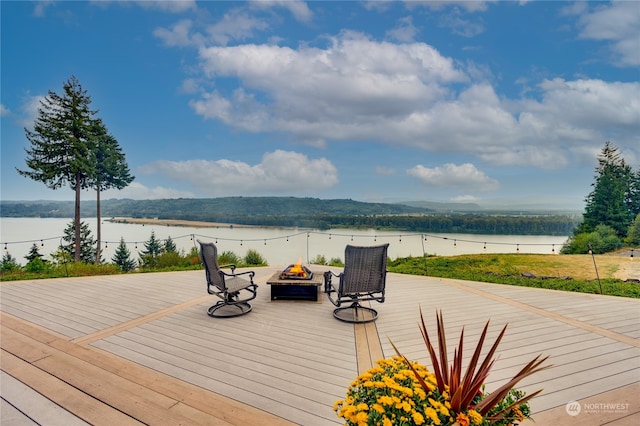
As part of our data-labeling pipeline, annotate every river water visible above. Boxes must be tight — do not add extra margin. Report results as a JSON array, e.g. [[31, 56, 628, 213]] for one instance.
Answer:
[[1, 217, 568, 266]]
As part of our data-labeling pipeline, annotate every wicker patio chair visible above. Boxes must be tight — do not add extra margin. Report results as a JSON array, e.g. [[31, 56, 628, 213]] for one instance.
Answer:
[[325, 243, 389, 323], [198, 240, 258, 318]]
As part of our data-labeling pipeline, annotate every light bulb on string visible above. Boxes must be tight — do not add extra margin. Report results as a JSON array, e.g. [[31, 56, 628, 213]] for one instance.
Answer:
[[483, 242, 487, 251], [40, 239, 44, 248], [516, 244, 520, 253], [551, 244, 555, 253], [424, 235, 428, 242], [3, 243, 7, 252], [631, 249, 634, 258], [240, 240, 243, 247], [399, 235, 402, 243], [135, 242, 138, 251], [454, 240, 457, 248], [264, 239, 267, 246], [350, 235, 354, 242], [104, 242, 108, 250], [328, 234, 332, 240], [374, 235, 377, 242]]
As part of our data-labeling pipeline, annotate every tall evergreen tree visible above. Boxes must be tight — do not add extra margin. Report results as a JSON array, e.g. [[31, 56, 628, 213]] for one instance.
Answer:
[[59, 221, 97, 263], [580, 142, 635, 237], [139, 231, 163, 269], [18, 76, 98, 261], [89, 119, 134, 263], [24, 243, 44, 262], [112, 237, 137, 272], [163, 236, 177, 253]]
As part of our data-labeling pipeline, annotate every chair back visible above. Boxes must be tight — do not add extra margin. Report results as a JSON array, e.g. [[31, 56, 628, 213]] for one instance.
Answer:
[[340, 244, 389, 294], [198, 240, 225, 290]]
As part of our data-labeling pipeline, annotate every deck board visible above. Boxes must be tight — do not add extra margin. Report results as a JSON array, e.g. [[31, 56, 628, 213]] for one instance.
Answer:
[[2, 267, 639, 425]]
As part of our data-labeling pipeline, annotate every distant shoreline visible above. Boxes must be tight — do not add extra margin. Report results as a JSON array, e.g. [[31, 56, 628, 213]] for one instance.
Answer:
[[107, 217, 279, 229]]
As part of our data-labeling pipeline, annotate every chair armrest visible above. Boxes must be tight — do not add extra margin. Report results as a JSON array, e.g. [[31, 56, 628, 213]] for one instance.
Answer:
[[219, 264, 236, 273], [323, 270, 342, 293], [220, 269, 255, 281]]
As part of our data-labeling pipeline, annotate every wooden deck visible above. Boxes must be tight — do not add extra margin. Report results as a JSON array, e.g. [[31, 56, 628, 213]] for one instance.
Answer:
[[1, 267, 639, 425]]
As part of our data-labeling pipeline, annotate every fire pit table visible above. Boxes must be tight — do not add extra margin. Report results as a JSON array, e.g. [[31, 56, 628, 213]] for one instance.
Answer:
[[266, 268, 325, 302]]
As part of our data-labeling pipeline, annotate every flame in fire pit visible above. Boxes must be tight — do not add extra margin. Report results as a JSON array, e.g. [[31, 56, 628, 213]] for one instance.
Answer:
[[280, 257, 313, 280]]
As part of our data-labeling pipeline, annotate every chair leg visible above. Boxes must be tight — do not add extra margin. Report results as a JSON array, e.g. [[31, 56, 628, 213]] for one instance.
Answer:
[[207, 301, 253, 318], [333, 302, 378, 323]]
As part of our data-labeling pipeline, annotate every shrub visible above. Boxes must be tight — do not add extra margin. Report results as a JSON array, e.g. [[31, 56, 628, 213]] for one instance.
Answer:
[[1, 252, 21, 273], [25, 257, 50, 274], [244, 249, 267, 266], [329, 257, 344, 267], [562, 224, 622, 254], [310, 254, 328, 265], [218, 250, 240, 266]]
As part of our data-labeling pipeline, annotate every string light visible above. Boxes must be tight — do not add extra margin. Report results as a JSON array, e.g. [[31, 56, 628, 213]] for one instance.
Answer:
[[3, 229, 568, 260]]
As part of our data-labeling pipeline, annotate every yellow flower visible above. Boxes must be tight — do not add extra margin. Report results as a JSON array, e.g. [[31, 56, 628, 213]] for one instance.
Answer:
[[425, 407, 441, 425], [372, 403, 384, 414], [468, 409, 483, 424], [412, 411, 426, 425], [378, 395, 394, 406], [355, 411, 368, 423], [382, 417, 393, 426]]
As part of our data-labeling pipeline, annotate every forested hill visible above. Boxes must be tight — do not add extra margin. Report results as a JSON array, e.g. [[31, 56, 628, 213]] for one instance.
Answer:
[[1, 197, 579, 235], [1, 197, 430, 218]]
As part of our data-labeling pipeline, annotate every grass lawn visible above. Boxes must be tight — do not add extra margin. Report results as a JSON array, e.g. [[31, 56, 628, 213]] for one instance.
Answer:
[[388, 253, 640, 298]]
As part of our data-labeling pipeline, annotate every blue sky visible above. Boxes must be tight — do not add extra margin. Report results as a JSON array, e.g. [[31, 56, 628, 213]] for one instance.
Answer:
[[1, 1, 639, 210]]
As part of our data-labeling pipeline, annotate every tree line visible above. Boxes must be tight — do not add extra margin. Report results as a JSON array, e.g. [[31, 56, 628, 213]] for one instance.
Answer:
[[562, 142, 640, 253]]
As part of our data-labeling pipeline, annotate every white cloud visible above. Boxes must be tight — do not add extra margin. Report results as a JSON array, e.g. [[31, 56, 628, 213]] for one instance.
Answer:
[[154, 19, 195, 47], [163, 14, 639, 172], [450, 195, 479, 203], [250, 0, 313, 23], [205, 9, 269, 46], [576, 1, 640, 66], [133, 1, 197, 13], [387, 16, 419, 42], [19, 94, 45, 128], [0, 104, 10, 116], [407, 163, 500, 192], [137, 150, 338, 196], [102, 182, 195, 200]]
